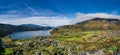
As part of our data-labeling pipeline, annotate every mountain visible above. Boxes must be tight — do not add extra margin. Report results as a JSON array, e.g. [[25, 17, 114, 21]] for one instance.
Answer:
[[0, 23, 49, 38], [54, 18, 120, 31], [51, 18, 120, 37], [75, 18, 120, 30], [19, 24, 53, 30]]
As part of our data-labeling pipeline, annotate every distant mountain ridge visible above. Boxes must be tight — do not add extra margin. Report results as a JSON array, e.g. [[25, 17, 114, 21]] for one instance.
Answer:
[[19, 24, 53, 30]]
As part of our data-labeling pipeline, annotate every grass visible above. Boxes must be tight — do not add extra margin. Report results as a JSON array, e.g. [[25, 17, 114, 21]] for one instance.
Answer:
[[45, 45, 54, 51], [5, 48, 12, 55], [54, 31, 101, 42], [66, 38, 84, 41]]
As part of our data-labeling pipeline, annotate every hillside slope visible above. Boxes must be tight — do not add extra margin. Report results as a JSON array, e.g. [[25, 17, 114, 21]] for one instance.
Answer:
[[51, 18, 120, 35]]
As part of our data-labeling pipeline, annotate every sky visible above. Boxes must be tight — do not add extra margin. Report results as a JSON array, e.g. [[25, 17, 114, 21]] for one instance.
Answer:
[[0, 0, 120, 26]]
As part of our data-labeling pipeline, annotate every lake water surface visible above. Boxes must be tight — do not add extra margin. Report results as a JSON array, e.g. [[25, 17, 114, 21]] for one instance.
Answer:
[[8, 30, 51, 39]]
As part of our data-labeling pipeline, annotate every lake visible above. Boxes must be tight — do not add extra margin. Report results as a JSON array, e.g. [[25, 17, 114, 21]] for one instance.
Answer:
[[8, 30, 51, 39]]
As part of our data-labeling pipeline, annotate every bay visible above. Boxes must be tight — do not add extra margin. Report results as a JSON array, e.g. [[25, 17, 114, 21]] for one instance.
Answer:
[[8, 30, 51, 39]]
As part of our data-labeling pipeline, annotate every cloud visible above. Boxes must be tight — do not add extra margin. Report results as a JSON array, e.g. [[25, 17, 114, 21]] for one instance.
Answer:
[[1, 16, 71, 26], [1, 12, 120, 26], [0, 14, 19, 20], [72, 12, 120, 24], [0, 8, 71, 26]]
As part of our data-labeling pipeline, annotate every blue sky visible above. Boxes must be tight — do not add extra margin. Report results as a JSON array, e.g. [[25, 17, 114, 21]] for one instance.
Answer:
[[0, 0, 120, 26]]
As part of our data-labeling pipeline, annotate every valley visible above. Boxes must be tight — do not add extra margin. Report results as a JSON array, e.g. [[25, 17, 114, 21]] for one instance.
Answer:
[[1, 18, 120, 55]]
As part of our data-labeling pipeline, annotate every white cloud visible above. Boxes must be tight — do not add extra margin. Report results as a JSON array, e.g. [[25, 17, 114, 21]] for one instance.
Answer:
[[0, 9, 71, 26], [0, 16, 71, 26], [72, 12, 120, 24], [1, 12, 120, 26]]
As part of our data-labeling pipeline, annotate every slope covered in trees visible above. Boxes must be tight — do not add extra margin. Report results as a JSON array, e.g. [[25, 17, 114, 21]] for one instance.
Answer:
[[19, 24, 53, 30]]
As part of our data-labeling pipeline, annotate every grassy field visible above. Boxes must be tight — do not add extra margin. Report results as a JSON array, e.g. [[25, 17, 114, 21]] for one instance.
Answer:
[[54, 31, 101, 42]]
